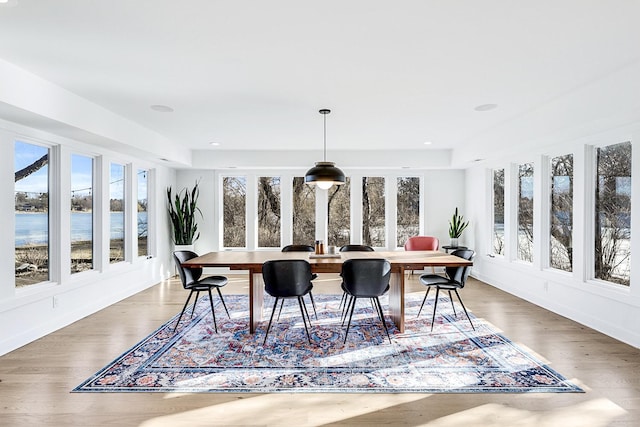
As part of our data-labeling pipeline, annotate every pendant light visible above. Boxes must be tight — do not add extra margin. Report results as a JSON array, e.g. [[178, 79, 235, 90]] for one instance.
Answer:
[[305, 109, 346, 189]]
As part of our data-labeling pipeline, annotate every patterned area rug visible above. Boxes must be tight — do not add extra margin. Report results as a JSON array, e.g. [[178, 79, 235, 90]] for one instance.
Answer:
[[73, 294, 582, 393]]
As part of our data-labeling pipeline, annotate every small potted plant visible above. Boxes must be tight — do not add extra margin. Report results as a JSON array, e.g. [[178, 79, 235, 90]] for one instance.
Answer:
[[167, 181, 201, 250], [448, 207, 469, 247]]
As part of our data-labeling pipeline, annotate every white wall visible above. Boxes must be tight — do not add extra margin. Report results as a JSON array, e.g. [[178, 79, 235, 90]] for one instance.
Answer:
[[465, 120, 640, 349]]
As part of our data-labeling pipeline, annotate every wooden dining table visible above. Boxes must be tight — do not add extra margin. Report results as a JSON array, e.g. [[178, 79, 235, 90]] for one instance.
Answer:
[[183, 250, 472, 334]]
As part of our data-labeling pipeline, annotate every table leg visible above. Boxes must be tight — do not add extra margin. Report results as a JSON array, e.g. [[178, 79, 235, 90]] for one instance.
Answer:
[[249, 271, 265, 334], [387, 270, 405, 333]]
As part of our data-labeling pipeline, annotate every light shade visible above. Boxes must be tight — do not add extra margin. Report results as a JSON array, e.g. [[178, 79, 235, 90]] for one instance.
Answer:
[[305, 161, 345, 189], [305, 108, 345, 189]]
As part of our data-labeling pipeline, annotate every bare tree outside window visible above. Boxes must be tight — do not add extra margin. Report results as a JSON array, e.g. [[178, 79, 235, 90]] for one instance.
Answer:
[[595, 142, 631, 286], [493, 169, 505, 255], [258, 177, 281, 247], [518, 163, 534, 262], [362, 177, 385, 247], [15, 141, 50, 287], [328, 177, 351, 247], [397, 177, 419, 247], [550, 155, 573, 271], [292, 177, 315, 245], [223, 176, 247, 247], [137, 169, 148, 257]]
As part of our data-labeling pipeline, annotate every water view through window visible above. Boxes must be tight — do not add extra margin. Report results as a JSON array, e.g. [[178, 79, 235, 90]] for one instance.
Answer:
[[71, 154, 94, 273], [110, 163, 125, 263], [15, 141, 50, 287]]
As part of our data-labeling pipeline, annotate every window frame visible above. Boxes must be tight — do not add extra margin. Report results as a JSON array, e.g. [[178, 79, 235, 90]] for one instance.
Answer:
[[216, 170, 424, 251], [14, 138, 56, 289], [588, 141, 632, 287]]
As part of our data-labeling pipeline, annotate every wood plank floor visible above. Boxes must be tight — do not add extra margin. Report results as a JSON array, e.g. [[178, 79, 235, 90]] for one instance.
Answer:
[[1, 273, 639, 426]]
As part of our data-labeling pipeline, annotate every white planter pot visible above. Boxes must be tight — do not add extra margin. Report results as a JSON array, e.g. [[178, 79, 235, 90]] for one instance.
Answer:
[[173, 244, 195, 254], [449, 238, 459, 248]]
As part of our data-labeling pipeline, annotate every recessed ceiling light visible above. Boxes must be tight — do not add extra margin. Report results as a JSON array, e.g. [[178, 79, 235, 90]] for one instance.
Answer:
[[150, 104, 174, 113], [474, 104, 498, 112], [423, 141, 432, 145], [210, 142, 221, 146]]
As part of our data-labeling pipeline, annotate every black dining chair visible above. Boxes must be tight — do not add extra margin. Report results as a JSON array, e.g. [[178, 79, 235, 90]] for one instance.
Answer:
[[341, 258, 392, 344], [337, 244, 375, 313], [282, 244, 315, 253], [339, 244, 375, 252], [261, 259, 315, 345], [417, 249, 476, 331], [173, 250, 230, 333], [281, 244, 318, 318]]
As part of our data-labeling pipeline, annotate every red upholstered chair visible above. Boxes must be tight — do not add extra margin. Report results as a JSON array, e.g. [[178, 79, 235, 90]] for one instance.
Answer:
[[404, 236, 440, 275], [404, 236, 439, 251]]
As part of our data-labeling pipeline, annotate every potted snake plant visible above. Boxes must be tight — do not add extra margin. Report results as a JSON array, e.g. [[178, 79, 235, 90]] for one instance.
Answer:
[[167, 181, 201, 251], [448, 207, 469, 247]]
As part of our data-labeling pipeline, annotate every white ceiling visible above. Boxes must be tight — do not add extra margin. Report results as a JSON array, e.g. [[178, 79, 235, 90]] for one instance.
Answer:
[[1, 0, 640, 164]]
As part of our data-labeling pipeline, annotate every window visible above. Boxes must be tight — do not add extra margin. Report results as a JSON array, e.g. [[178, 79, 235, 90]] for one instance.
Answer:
[[517, 163, 534, 262], [397, 177, 420, 247], [595, 142, 631, 286], [137, 169, 148, 257], [362, 177, 385, 247], [15, 141, 50, 287], [71, 154, 94, 273], [493, 169, 505, 255], [550, 155, 573, 271], [328, 178, 351, 247], [109, 163, 125, 263], [258, 176, 281, 247], [223, 176, 247, 247], [292, 177, 315, 245]]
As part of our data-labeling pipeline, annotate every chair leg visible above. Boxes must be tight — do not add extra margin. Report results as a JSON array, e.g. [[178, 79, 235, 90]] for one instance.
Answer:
[[417, 287, 430, 318], [299, 296, 312, 326], [454, 289, 475, 330], [215, 287, 230, 318], [344, 296, 358, 343], [207, 288, 218, 334], [277, 298, 285, 321], [263, 297, 280, 345], [338, 291, 346, 310], [297, 296, 312, 344], [191, 291, 200, 318], [371, 298, 384, 322], [374, 297, 391, 344], [340, 293, 351, 321], [342, 295, 354, 325], [431, 287, 441, 331], [308, 291, 318, 320], [173, 290, 195, 332], [448, 290, 457, 316]]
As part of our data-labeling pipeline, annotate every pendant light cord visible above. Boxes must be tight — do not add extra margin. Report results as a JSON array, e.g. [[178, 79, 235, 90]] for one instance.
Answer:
[[319, 108, 331, 162], [323, 112, 327, 162]]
